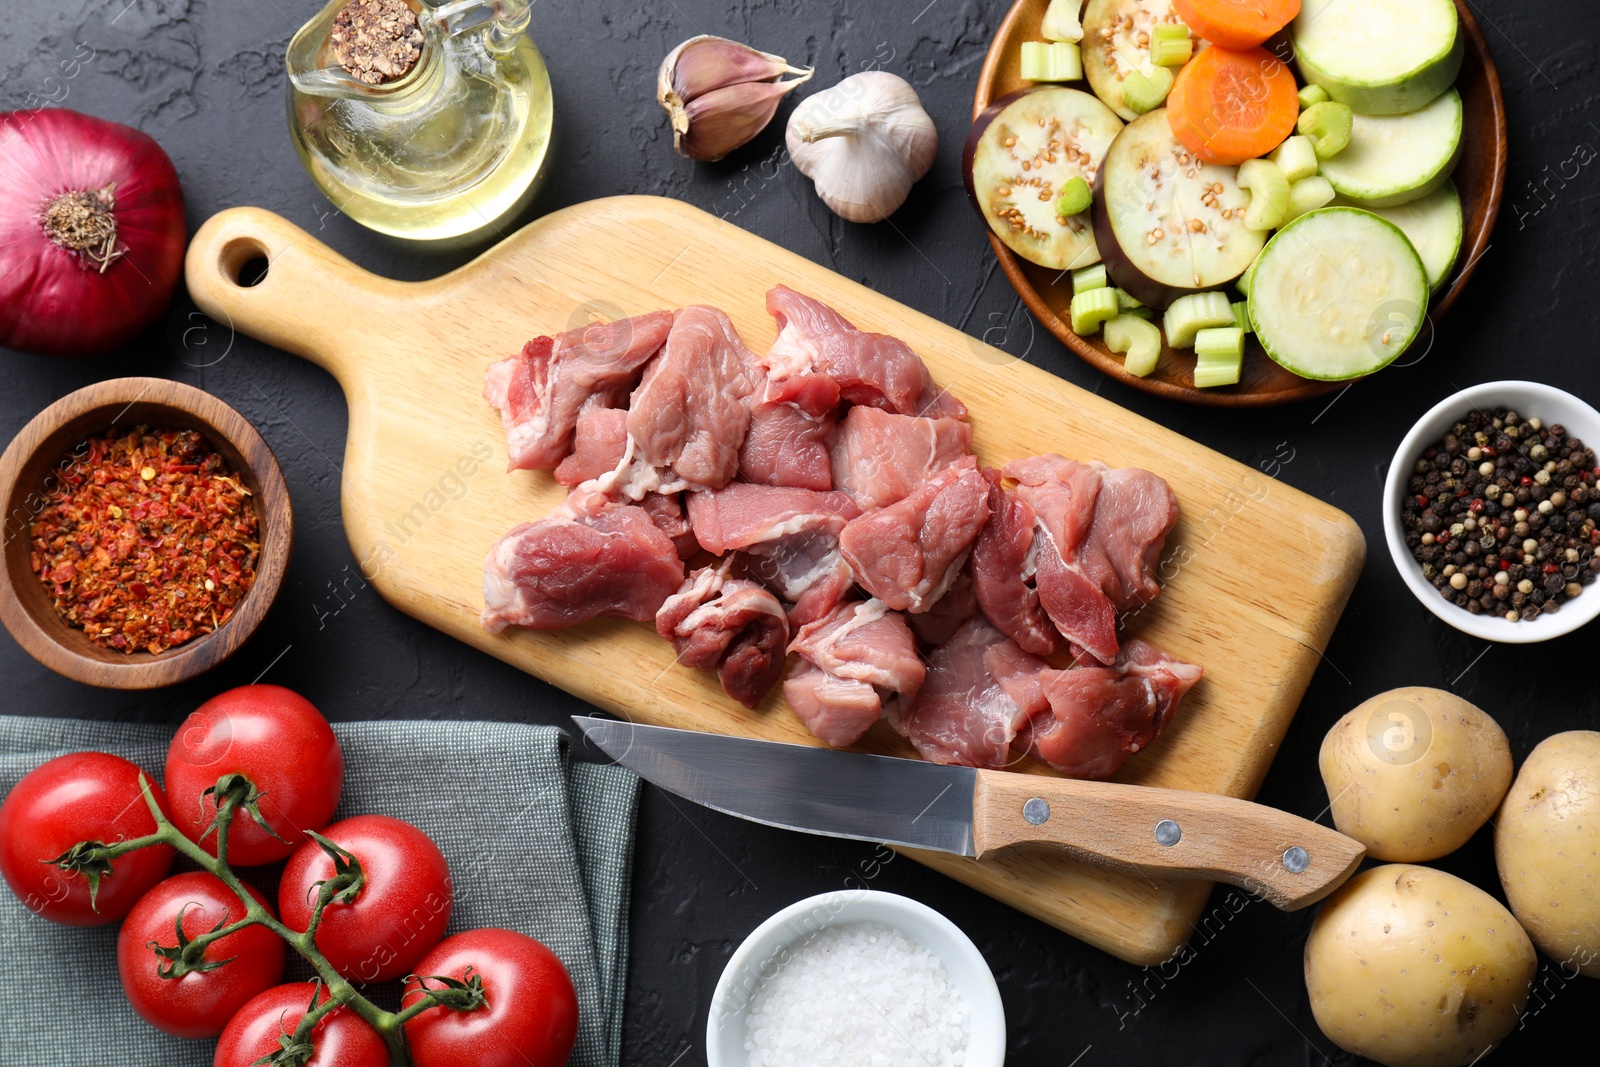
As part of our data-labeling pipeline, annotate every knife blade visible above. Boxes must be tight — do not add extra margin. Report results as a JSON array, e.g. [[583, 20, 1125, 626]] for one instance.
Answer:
[[573, 716, 1365, 911]]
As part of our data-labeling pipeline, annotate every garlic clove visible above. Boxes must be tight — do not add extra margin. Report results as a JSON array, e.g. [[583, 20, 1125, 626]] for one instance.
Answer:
[[678, 80, 807, 163], [657, 35, 813, 159]]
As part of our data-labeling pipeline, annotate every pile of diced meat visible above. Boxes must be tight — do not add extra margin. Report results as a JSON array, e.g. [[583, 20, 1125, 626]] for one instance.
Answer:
[[480, 287, 1202, 780]]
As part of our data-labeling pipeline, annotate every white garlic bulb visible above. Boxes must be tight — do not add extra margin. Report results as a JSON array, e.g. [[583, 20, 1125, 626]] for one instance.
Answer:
[[785, 71, 938, 223]]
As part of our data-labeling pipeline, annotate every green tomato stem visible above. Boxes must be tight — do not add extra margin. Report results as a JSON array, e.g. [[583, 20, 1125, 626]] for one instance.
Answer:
[[131, 774, 422, 1066]]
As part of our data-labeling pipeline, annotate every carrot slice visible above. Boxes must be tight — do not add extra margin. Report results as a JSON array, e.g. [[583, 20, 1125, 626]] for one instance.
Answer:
[[1172, 0, 1301, 49], [1166, 45, 1300, 166]]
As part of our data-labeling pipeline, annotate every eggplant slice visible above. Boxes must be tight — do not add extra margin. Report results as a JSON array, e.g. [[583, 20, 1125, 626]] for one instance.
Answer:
[[1090, 110, 1266, 309], [1083, 0, 1185, 121], [965, 87, 1124, 272]]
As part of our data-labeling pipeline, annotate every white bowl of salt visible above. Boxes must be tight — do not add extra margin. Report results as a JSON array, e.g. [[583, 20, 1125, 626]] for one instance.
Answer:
[[706, 889, 1005, 1067]]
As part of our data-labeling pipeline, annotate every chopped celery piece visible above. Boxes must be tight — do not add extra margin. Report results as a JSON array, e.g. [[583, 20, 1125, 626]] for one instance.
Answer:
[[1116, 288, 1144, 310], [1162, 291, 1234, 348], [1194, 352, 1243, 387], [1020, 40, 1083, 82], [1195, 326, 1245, 361], [1104, 314, 1162, 377], [1269, 135, 1319, 183], [1236, 255, 1259, 297], [1230, 300, 1251, 332], [1298, 84, 1331, 110], [1070, 287, 1121, 335], [1120, 67, 1174, 114], [1284, 175, 1336, 221], [1041, 0, 1084, 42], [1120, 305, 1155, 319], [1238, 158, 1291, 231], [1072, 263, 1107, 292], [1151, 37, 1192, 67], [1056, 176, 1093, 217], [1150, 25, 1192, 67], [1298, 101, 1354, 159], [1194, 327, 1245, 387]]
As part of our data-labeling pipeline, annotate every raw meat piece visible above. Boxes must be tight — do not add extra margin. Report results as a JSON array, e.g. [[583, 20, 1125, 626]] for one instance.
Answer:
[[1027, 640, 1203, 779], [627, 305, 758, 492], [481, 506, 684, 632], [554, 404, 629, 487], [656, 563, 789, 708], [969, 468, 1059, 656], [788, 600, 925, 697], [761, 286, 967, 419], [839, 457, 991, 614], [640, 493, 699, 560], [1003, 455, 1119, 664], [688, 483, 861, 627], [830, 406, 974, 509], [1075, 464, 1180, 613], [735, 535, 856, 628], [739, 396, 836, 490], [484, 311, 673, 471], [686, 483, 860, 554], [890, 617, 1049, 767], [783, 662, 883, 748], [908, 570, 978, 647]]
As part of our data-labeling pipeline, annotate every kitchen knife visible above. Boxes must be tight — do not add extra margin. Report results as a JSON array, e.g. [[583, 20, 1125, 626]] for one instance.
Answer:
[[573, 716, 1364, 911]]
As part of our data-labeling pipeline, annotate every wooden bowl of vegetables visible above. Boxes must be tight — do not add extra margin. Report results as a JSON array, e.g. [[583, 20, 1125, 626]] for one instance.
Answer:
[[966, 0, 1507, 406], [0, 378, 292, 688]]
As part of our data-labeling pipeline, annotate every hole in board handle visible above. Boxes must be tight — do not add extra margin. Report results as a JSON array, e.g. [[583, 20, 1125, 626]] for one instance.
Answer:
[[219, 237, 270, 288]]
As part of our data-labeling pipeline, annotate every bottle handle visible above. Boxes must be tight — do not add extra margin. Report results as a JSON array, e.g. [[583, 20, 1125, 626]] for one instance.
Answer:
[[429, 0, 530, 51]]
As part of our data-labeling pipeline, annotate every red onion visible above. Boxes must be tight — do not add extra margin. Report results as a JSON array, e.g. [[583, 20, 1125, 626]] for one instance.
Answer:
[[0, 108, 186, 358]]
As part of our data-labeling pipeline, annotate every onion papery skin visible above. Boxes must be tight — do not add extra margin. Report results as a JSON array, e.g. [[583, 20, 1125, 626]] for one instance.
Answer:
[[0, 109, 186, 358]]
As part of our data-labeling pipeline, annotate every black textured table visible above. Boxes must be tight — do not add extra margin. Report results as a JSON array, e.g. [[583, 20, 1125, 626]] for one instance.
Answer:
[[2, 2, 1597, 1064]]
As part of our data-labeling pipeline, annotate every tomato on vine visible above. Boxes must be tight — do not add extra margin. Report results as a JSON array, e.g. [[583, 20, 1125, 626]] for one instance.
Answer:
[[279, 814, 453, 983], [117, 871, 286, 1038], [213, 981, 389, 1067], [165, 685, 343, 866], [401, 928, 579, 1067], [0, 751, 174, 925]]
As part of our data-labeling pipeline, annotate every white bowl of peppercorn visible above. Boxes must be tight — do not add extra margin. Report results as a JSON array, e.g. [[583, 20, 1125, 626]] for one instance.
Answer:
[[1385, 380, 1600, 643]]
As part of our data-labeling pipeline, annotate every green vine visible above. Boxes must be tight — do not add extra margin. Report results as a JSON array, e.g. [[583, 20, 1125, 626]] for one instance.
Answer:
[[60, 774, 482, 1067]]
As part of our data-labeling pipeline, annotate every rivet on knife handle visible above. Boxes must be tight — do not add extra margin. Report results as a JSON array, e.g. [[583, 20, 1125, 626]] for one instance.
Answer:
[[969, 770, 1365, 911]]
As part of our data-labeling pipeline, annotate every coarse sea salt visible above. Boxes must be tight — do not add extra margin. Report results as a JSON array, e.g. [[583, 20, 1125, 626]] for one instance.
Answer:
[[744, 920, 970, 1067]]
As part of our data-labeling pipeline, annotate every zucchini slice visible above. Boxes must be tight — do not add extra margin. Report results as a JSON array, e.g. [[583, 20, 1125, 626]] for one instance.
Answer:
[[1354, 181, 1464, 292], [1082, 0, 1184, 121], [1293, 0, 1463, 116], [964, 87, 1125, 270], [1247, 207, 1429, 381], [1317, 89, 1462, 208], [1089, 109, 1265, 309]]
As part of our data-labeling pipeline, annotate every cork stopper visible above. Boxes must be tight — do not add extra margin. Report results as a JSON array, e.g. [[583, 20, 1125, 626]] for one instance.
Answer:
[[330, 0, 426, 85]]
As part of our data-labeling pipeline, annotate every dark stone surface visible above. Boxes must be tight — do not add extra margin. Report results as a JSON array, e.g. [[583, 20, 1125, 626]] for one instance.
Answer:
[[2, 1, 1597, 1063]]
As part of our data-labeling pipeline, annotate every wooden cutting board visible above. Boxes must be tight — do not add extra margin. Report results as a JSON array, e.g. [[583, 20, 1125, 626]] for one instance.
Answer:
[[185, 197, 1365, 966]]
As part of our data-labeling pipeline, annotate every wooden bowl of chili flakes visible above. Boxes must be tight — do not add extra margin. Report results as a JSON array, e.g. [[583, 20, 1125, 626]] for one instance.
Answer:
[[0, 378, 291, 689]]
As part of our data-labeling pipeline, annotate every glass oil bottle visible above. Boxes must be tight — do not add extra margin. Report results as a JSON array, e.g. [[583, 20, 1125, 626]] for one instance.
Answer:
[[286, 0, 553, 241]]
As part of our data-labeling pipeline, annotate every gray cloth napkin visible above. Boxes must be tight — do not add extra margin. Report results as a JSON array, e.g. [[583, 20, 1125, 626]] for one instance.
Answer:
[[0, 716, 638, 1067]]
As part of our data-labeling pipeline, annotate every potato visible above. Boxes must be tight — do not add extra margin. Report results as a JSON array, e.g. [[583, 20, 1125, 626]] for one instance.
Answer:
[[1319, 687, 1512, 861], [1305, 864, 1536, 1067], [1494, 730, 1600, 978]]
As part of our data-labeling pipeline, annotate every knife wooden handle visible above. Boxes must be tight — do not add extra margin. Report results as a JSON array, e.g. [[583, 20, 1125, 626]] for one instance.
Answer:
[[971, 770, 1364, 911]]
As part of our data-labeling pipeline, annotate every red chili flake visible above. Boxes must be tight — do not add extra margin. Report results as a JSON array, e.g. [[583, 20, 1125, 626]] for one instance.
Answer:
[[27, 427, 259, 656], [1499, 559, 1510, 570], [1416, 495, 1429, 507], [1468, 499, 1484, 512], [1545, 564, 1560, 573]]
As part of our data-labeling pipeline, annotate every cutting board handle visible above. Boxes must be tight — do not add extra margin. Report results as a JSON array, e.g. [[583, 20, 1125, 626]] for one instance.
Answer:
[[185, 208, 410, 384]]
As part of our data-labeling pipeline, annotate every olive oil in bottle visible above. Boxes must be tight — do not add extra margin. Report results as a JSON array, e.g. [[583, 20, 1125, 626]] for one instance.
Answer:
[[286, 0, 553, 241]]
